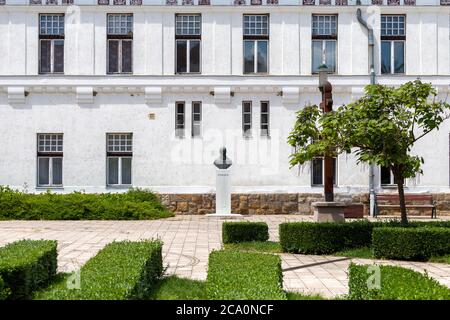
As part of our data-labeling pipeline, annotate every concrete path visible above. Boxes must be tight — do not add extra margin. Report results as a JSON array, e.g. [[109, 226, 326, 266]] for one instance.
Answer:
[[0, 215, 449, 299]]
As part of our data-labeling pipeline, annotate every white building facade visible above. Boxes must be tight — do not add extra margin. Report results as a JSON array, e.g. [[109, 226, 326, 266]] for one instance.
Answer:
[[1, 0, 450, 214]]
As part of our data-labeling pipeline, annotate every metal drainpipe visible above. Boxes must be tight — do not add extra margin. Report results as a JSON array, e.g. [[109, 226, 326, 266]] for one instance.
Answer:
[[356, 7, 377, 217]]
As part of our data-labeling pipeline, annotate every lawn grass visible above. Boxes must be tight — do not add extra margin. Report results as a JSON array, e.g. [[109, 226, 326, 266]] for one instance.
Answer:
[[223, 241, 282, 253], [147, 276, 208, 300], [429, 254, 450, 264], [285, 291, 326, 300], [334, 247, 374, 259]]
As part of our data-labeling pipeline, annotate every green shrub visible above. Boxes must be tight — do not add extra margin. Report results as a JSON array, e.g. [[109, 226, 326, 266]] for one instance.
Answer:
[[0, 186, 173, 220], [0, 276, 10, 300], [348, 263, 450, 300], [222, 222, 269, 244], [373, 227, 450, 261], [206, 250, 286, 300], [0, 240, 57, 299], [279, 221, 374, 254], [35, 240, 163, 300]]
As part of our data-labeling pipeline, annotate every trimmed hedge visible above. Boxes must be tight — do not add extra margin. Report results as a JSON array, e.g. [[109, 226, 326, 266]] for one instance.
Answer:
[[0, 276, 10, 300], [35, 240, 163, 300], [279, 221, 375, 254], [0, 239, 57, 299], [206, 250, 286, 300], [0, 186, 173, 220], [222, 222, 269, 244], [348, 263, 450, 300], [373, 227, 450, 261]]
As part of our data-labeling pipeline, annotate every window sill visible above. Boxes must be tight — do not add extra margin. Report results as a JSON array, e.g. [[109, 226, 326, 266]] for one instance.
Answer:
[[380, 184, 400, 189], [106, 185, 132, 189], [36, 186, 64, 190]]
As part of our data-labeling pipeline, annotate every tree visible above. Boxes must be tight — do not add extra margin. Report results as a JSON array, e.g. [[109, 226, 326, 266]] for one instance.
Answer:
[[288, 80, 450, 224]]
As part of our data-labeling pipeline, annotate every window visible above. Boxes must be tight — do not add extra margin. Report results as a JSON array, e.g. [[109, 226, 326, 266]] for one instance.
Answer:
[[39, 14, 65, 74], [260, 101, 269, 136], [191, 102, 202, 137], [175, 102, 185, 138], [311, 157, 337, 186], [175, 14, 201, 73], [37, 134, 63, 187], [381, 15, 405, 74], [380, 166, 395, 186], [106, 133, 132, 186], [242, 101, 252, 137], [243, 15, 269, 74], [107, 14, 133, 74], [311, 15, 337, 74]]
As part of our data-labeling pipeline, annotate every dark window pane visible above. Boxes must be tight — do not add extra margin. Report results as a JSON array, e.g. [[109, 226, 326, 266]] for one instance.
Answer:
[[38, 157, 49, 186], [121, 40, 132, 73], [381, 41, 391, 74], [312, 158, 323, 185], [108, 40, 119, 73], [243, 41, 255, 74], [52, 157, 63, 185], [176, 40, 187, 73], [261, 113, 268, 125], [381, 166, 392, 185], [312, 41, 323, 73], [40, 40, 51, 73], [108, 157, 119, 185], [53, 40, 64, 73], [257, 41, 268, 73], [189, 40, 200, 73], [121, 158, 132, 185], [325, 41, 336, 73], [394, 41, 404, 74]]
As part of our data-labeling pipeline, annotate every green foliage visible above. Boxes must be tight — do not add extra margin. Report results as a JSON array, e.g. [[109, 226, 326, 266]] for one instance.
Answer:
[[35, 240, 163, 300], [288, 80, 450, 222], [348, 263, 450, 300], [372, 227, 450, 261], [147, 276, 208, 300], [429, 254, 450, 264], [206, 250, 286, 300], [0, 240, 57, 299], [0, 276, 11, 300], [222, 222, 269, 244], [334, 247, 374, 259], [0, 186, 173, 220], [224, 241, 282, 253], [279, 221, 375, 254]]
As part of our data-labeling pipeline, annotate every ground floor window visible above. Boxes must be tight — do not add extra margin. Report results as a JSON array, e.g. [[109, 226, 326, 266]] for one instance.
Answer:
[[37, 133, 63, 187], [311, 157, 337, 186], [380, 166, 395, 186], [106, 133, 133, 186]]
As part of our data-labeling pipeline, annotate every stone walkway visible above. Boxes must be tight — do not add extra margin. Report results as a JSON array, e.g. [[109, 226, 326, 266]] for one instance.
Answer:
[[0, 215, 449, 299]]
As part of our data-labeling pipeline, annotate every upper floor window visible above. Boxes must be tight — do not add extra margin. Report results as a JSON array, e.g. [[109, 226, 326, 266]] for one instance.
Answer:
[[106, 133, 133, 186], [381, 15, 405, 74], [37, 133, 63, 187], [312, 14, 337, 74], [175, 14, 201, 74], [107, 14, 133, 74], [39, 14, 64, 74], [243, 15, 269, 74]]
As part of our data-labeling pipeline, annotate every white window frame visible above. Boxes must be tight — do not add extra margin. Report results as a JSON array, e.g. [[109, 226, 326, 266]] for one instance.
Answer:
[[380, 166, 396, 187], [175, 39, 202, 74], [37, 156, 63, 187], [260, 101, 270, 137], [381, 40, 405, 75], [175, 101, 185, 138], [107, 39, 133, 74], [312, 39, 337, 74], [242, 101, 252, 138], [106, 156, 132, 186], [243, 39, 269, 74], [191, 101, 202, 138], [311, 157, 338, 187]]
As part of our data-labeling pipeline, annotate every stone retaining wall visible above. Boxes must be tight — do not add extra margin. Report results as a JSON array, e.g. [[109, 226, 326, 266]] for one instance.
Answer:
[[156, 193, 450, 216]]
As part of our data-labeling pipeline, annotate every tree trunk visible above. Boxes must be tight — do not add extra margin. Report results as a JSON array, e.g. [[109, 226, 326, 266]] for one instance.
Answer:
[[393, 167, 408, 225]]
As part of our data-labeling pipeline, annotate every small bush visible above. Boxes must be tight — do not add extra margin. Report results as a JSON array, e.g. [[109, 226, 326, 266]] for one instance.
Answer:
[[0, 240, 57, 299], [0, 276, 10, 300], [279, 221, 374, 254], [348, 263, 450, 300], [35, 240, 163, 300], [222, 222, 269, 244], [372, 227, 450, 261], [206, 250, 286, 300], [0, 186, 173, 220]]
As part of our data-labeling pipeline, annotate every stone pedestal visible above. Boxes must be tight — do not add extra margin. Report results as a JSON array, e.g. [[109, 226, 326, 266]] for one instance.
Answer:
[[207, 168, 242, 218], [312, 202, 346, 222]]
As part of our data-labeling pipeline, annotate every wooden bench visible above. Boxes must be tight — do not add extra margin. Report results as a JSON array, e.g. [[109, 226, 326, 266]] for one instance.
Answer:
[[376, 194, 437, 218]]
